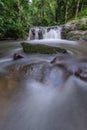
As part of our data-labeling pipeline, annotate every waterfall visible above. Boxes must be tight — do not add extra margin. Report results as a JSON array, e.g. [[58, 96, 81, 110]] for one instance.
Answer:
[[28, 26, 62, 40], [43, 26, 62, 39]]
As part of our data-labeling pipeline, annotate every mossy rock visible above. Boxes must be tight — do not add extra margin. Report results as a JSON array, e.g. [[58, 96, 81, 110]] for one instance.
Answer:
[[21, 42, 67, 54], [62, 18, 87, 40], [77, 18, 87, 30], [77, 23, 87, 30], [66, 30, 87, 41]]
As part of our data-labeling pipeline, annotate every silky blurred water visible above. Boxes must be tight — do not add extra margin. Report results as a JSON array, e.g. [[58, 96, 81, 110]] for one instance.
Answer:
[[0, 40, 87, 130]]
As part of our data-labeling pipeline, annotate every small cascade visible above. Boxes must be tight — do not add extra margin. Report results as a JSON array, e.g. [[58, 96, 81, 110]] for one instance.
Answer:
[[28, 26, 62, 40], [43, 26, 62, 39]]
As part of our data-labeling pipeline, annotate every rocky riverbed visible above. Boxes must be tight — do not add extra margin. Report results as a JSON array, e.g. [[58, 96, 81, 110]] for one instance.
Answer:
[[0, 40, 87, 130]]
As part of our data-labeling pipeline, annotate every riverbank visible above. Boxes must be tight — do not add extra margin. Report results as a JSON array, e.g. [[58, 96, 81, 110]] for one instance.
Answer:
[[62, 17, 87, 41]]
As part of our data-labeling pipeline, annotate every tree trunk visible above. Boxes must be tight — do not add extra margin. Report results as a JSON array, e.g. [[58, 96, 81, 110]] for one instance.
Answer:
[[80, 0, 84, 11], [75, 0, 80, 18], [55, 6, 58, 22], [17, 0, 21, 21], [65, 2, 68, 23], [55, 0, 60, 22]]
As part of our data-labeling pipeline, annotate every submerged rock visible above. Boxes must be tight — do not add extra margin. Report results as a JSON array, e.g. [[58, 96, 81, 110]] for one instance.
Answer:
[[6, 61, 71, 86], [51, 54, 70, 64], [51, 55, 87, 82], [6, 54, 87, 83], [13, 53, 24, 60]]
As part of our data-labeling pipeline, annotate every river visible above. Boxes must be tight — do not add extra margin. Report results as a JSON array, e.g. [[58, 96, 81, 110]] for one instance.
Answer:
[[0, 40, 87, 130]]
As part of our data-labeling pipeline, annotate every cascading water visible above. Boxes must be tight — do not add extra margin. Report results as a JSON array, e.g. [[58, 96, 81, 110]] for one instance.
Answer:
[[28, 26, 62, 40], [43, 26, 62, 39], [35, 27, 39, 39]]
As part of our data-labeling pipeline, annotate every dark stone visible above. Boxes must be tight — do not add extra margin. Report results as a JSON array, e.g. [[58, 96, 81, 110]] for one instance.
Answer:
[[13, 53, 24, 60], [38, 30, 43, 39], [0, 52, 3, 58], [75, 67, 87, 81]]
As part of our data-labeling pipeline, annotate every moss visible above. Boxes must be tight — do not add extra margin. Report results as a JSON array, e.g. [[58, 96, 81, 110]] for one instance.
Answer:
[[21, 42, 67, 54], [67, 35, 80, 41], [67, 32, 82, 40], [78, 23, 87, 30]]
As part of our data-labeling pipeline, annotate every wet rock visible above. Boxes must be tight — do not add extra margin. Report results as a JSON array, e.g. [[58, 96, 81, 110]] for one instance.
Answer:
[[38, 30, 43, 39], [21, 42, 67, 54], [6, 62, 52, 83], [75, 67, 87, 81], [62, 18, 87, 41], [51, 55, 70, 64], [51, 56, 65, 64], [66, 30, 87, 41], [13, 53, 24, 60], [50, 55, 73, 81], [77, 18, 87, 30]]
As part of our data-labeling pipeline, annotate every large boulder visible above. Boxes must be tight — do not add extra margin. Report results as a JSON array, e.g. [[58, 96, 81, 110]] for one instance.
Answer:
[[21, 42, 67, 54], [62, 17, 87, 41], [66, 30, 87, 41]]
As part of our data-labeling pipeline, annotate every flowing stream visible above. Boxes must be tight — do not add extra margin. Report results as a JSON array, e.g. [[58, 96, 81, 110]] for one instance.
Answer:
[[0, 28, 87, 130]]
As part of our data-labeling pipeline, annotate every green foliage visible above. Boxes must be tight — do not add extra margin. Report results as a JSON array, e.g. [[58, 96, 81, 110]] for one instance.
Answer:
[[78, 7, 87, 19], [78, 23, 87, 30], [4, 21, 26, 38], [0, 0, 87, 39], [0, 0, 30, 39]]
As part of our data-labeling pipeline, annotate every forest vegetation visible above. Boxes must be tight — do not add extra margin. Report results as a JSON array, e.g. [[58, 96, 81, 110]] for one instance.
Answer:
[[0, 0, 87, 39]]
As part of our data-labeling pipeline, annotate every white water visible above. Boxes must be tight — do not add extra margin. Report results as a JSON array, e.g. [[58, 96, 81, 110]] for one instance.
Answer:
[[28, 26, 62, 40], [43, 26, 62, 39], [35, 27, 39, 39]]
